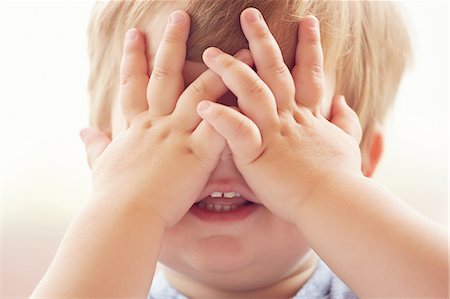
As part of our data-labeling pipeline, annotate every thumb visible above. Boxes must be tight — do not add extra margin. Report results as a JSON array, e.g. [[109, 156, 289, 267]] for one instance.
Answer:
[[330, 95, 363, 144], [79, 127, 111, 170]]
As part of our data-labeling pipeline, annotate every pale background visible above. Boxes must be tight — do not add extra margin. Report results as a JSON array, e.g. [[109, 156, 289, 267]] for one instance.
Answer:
[[0, 1, 448, 297]]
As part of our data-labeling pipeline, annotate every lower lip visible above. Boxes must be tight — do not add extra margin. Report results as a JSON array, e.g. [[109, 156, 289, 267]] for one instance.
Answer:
[[189, 203, 259, 223]]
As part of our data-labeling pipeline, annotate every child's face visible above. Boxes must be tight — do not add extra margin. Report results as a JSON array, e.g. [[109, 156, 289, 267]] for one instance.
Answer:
[[111, 9, 336, 292]]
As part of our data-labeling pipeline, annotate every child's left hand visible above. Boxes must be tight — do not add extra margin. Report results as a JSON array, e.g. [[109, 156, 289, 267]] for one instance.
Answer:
[[197, 8, 364, 224]]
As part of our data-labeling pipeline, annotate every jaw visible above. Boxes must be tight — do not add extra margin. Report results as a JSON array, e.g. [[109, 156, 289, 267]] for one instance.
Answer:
[[158, 247, 318, 299], [158, 208, 314, 294]]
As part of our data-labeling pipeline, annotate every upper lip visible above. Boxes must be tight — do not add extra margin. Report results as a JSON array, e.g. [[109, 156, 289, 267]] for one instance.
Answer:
[[195, 180, 259, 204]]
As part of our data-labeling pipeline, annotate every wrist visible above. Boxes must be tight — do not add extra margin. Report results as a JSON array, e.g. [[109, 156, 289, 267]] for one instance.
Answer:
[[87, 192, 169, 231], [294, 170, 366, 225]]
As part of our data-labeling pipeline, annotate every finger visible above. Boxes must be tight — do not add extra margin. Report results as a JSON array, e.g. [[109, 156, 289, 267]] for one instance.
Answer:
[[119, 28, 149, 126], [202, 47, 279, 132], [79, 127, 111, 170], [292, 16, 325, 112], [197, 101, 263, 165], [173, 49, 254, 131], [146, 10, 190, 117], [240, 8, 295, 110], [330, 95, 362, 144], [190, 120, 227, 166]]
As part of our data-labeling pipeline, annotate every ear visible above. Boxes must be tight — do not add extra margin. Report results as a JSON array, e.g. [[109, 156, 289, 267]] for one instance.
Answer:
[[361, 122, 384, 177]]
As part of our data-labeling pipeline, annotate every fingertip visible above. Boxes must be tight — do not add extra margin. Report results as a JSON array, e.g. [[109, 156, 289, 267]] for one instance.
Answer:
[[302, 15, 319, 28], [123, 28, 143, 51], [203, 47, 222, 63], [300, 15, 321, 43], [79, 127, 94, 145], [197, 101, 211, 114], [169, 10, 187, 25], [79, 128, 88, 142], [125, 28, 138, 43], [241, 7, 263, 23]]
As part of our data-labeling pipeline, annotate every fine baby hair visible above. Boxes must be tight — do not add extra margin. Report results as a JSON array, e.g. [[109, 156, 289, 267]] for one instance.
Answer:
[[87, 0, 410, 148]]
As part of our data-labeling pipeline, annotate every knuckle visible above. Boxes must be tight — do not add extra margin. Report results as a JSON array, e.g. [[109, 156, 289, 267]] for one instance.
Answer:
[[120, 73, 133, 86], [151, 66, 171, 81], [306, 28, 321, 46], [190, 78, 211, 96], [209, 104, 224, 120], [310, 63, 324, 81], [162, 30, 180, 45], [268, 60, 288, 76], [254, 27, 272, 41], [247, 78, 266, 96], [231, 118, 249, 140], [220, 55, 238, 70], [120, 72, 148, 87]]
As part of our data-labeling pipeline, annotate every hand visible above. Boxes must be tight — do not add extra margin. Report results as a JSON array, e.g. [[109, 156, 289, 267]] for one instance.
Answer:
[[79, 11, 253, 228], [196, 8, 363, 223]]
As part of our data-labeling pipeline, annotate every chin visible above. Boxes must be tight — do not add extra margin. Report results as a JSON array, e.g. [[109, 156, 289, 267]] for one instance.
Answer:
[[160, 232, 255, 274], [158, 212, 313, 292]]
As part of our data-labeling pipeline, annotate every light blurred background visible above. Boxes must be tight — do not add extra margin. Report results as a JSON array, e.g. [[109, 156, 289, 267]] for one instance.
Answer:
[[0, 1, 448, 297]]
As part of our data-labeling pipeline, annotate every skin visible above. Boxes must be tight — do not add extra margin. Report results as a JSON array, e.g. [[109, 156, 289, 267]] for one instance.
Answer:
[[31, 7, 448, 299], [136, 8, 332, 298]]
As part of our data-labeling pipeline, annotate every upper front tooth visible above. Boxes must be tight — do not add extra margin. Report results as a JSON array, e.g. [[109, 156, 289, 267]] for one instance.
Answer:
[[224, 192, 241, 198], [210, 192, 222, 198]]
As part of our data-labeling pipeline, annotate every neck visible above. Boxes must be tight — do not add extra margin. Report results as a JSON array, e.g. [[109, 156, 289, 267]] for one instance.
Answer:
[[162, 251, 318, 299]]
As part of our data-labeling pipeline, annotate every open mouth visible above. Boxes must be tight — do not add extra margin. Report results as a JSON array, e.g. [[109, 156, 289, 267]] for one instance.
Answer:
[[190, 191, 259, 222], [194, 191, 255, 213]]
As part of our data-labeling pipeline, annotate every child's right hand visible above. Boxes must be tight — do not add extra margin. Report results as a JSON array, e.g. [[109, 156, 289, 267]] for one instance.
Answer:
[[79, 11, 252, 228]]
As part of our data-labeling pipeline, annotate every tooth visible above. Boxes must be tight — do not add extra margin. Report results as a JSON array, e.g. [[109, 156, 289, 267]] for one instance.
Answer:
[[230, 205, 238, 210], [210, 192, 222, 198], [221, 205, 231, 212], [213, 204, 222, 212], [206, 203, 214, 210], [224, 192, 239, 198]]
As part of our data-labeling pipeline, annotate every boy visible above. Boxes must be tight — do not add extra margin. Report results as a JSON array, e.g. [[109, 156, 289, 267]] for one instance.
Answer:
[[31, 1, 447, 298]]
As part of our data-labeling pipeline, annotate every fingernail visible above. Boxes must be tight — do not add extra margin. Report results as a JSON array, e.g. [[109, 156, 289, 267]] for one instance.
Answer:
[[307, 15, 319, 29], [170, 11, 184, 24], [206, 48, 221, 59], [245, 8, 262, 22], [125, 28, 137, 42], [198, 101, 210, 112]]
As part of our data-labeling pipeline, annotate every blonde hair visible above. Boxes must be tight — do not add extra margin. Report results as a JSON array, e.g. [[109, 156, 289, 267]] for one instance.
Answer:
[[87, 0, 411, 146]]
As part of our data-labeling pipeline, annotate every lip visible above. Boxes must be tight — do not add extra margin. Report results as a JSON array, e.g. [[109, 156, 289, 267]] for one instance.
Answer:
[[189, 202, 260, 223], [195, 180, 259, 204]]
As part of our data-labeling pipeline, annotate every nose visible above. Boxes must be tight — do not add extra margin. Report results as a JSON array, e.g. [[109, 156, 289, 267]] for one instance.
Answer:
[[208, 145, 246, 183], [220, 144, 233, 161]]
